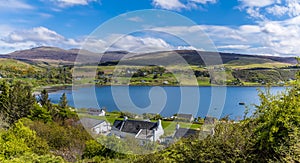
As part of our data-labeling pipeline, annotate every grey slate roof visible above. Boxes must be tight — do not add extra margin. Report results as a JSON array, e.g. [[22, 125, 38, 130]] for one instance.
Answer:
[[80, 118, 105, 129], [135, 129, 154, 139], [174, 128, 199, 139], [113, 119, 158, 134], [112, 120, 123, 130]]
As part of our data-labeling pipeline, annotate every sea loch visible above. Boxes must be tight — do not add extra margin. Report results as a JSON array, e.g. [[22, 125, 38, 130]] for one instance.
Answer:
[[49, 86, 286, 120]]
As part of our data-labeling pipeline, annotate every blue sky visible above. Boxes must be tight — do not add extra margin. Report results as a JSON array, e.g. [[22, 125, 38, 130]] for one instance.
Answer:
[[1, 0, 300, 56]]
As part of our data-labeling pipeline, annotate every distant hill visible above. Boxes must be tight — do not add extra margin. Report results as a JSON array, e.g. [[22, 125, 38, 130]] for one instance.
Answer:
[[4, 46, 84, 65], [0, 46, 130, 66], [111, 50, 297, 67], [0, 46, 297, 66]]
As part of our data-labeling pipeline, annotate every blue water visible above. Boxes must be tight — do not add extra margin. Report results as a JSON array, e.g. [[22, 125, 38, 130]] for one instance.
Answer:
[[49, 86, 287, 120]]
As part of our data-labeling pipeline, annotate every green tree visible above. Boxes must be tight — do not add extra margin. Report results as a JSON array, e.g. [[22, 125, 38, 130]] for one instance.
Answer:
[[0, 81, 36, 125], [38, 89, 52, 110], [53, 93, 76, 123], [59, 93, 68, 109], [28, 104, 52, 123], [0, 81, 10, 123]]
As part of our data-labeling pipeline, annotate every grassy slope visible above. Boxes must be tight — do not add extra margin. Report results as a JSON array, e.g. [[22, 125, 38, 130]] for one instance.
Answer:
[[0, 58, 43, 71], [224, 58, 291, 69]]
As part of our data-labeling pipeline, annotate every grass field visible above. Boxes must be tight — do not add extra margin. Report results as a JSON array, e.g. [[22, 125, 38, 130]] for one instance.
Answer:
[[78, 112, 123, 124], [160, 121, 202, 136]]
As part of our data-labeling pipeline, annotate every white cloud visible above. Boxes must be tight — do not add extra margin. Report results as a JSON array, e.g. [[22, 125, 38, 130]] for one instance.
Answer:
[[0, 27, 183, 54], [190, 0, 217, 4], [151, 23, 300, 56], [152, 0, 186, 10], [0, 0, 34, 10], [285, 0, 300, 17], [127, 16, 143, 22], [0, 25, 15, 37], [238, 0, 275, 8], [4, 27, 65, 43], [0, 26, 82, 53], [39, 13, 53, 18], [266, 5, 289, 16], [152, 0, 217, 10], [238, 25, 261, 33], [234, 0, 300, 56], [2, 20, 300, 57], [177, 46, 198, 50], [50, 0, 97, 7], [109, 35, 173, 52], [238, 0, 300, 19], [217, 45, 251, 50]]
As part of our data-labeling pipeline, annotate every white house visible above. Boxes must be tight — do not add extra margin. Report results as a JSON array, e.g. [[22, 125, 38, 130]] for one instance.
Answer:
[[111, 118, 164, 142], [88, 108, 106, 116], [176, 114, 194, 122], [80, 118, 111, 135]]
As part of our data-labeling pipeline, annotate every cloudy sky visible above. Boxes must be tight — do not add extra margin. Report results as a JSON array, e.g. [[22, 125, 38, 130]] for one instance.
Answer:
[[0, 0, 300, 56]]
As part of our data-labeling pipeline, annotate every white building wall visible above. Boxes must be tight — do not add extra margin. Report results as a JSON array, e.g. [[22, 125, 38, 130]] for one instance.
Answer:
[[154, 119, 164, 141], [92, 122, 111, 134]]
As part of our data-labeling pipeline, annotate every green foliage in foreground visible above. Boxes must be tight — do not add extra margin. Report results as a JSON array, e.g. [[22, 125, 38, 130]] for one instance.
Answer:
[[0, 120, 64, 162], [0, 82, 86, 162], [249, 73, 300, 161]]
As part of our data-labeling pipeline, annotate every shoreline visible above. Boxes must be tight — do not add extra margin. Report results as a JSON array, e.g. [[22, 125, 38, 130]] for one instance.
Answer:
[[34, 83, 290, 94], [33, 84, 72, 95]]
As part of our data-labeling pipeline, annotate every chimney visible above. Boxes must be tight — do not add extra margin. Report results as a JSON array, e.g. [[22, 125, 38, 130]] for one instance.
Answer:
[[176, 123, 180, 130], [158, 119, 162, 127]]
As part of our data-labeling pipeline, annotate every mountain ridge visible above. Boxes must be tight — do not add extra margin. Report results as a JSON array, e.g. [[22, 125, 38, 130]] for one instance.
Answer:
[[0, 46, 297, 66]]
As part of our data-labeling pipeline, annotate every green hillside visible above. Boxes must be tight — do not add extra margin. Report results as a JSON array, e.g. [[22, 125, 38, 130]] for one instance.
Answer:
[[0, 58, 43, 78]]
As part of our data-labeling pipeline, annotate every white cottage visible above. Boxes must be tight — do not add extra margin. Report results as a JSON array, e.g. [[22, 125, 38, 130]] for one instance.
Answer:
[[88, 108, 106, 116], [176, 113, 194, 122], [80, 118, 111, 135]]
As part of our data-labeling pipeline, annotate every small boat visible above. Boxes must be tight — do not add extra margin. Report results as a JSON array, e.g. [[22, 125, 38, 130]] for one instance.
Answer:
[[239, 102, 245, 105]]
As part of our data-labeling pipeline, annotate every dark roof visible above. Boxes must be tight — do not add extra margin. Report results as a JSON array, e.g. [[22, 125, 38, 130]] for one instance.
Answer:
[[112, 120, 123, 130], [113, 120, 158, 134], [174, 128, 199, 139], [135, 129, 154, 139], [80, 118, 105, 129], [177, 114, 193, 119]]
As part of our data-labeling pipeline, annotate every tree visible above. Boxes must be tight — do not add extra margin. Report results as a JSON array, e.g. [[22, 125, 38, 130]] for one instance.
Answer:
[[28, 104, 52, 123], [52, 93, 76, 123], [38, 89, 52, 110], [0, 81, 10, 123], [0, 81, 36, 125], [59, 93, 68, 109]]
